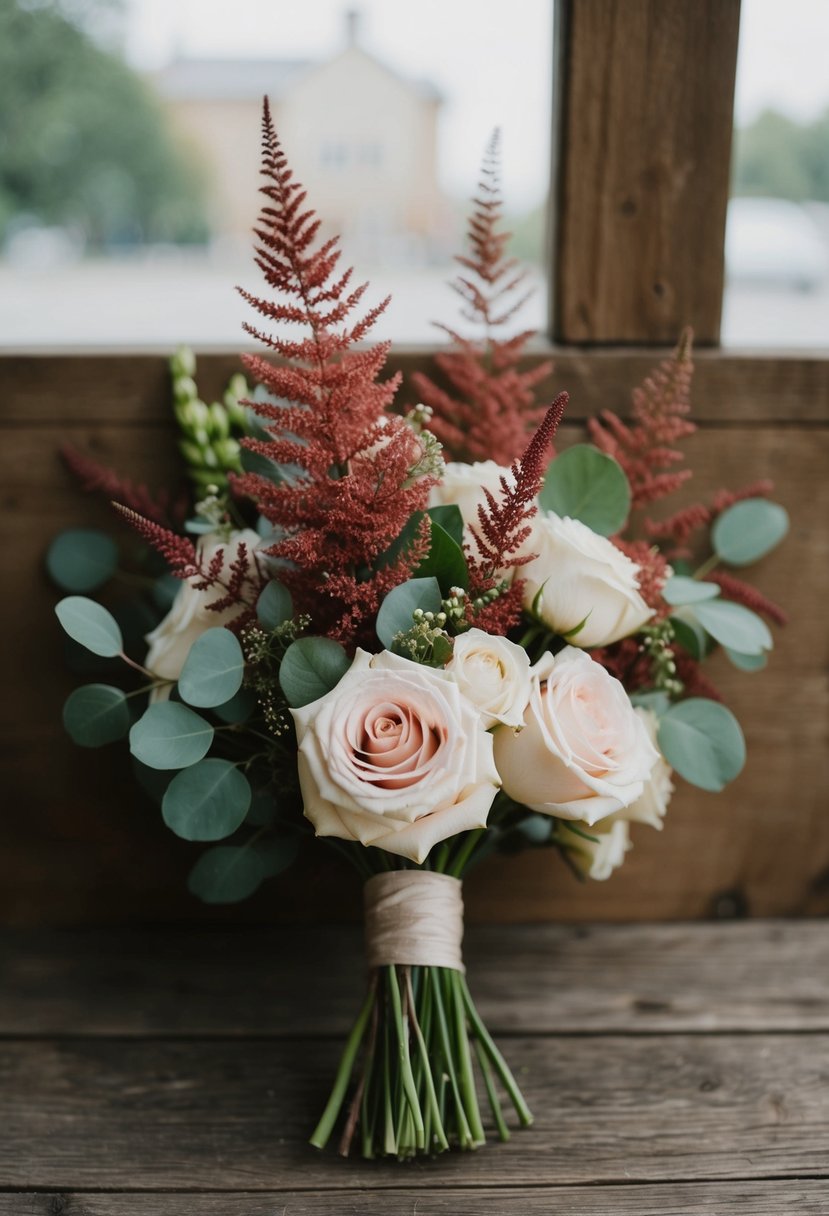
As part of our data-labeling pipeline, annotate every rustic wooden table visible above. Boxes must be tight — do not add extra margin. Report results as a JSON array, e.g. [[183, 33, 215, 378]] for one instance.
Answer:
[[1, 922, 827, 1214]]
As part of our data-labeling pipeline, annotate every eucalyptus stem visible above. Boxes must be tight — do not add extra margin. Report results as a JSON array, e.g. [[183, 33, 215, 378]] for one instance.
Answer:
[[309, 977, 375, 1150], [429, 967, 474, 1148], [447, 970, 485, 1146], [404, 968, 449, 1152], [387, 965, 425, 1149], [474, 1037, 510, 1142], [460, 973, 533, 1127]]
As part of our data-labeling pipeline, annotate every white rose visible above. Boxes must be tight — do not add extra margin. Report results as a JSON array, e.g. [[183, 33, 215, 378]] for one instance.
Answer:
[[558, 819, 631, 881], [521, 512, 652, 647], [445, 628, 531, 729], [493, 647, 658, 824], [292, 649, 500, 864], [615, 708, 674, 830], [145, 528, 261, 692]]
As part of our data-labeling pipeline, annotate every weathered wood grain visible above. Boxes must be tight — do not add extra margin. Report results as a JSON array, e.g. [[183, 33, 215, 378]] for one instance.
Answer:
[[553, 0, 741, 342], [2, 923, 828, 1037], [3, 1182, 829, 1215], [0, 1034, 826, 1188], [3, 348, 829, 424]]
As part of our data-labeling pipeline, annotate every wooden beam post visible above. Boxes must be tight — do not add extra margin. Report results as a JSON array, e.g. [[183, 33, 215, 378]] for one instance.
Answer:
[[552, 0, 741, 345]]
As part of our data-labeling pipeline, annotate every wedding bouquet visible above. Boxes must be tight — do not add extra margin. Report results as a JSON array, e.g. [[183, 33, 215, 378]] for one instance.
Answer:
[[50, 105, 788, 1159]]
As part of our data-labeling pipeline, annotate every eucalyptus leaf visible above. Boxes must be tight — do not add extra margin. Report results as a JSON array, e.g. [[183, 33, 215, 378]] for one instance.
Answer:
[[257, 579, 293, 629], [725, 647, 768, 672], [55, 596, 123, 658], [129, 702, 214, 770], [162, 759, 251, 841], [63, 684, 130, 747], [694, 599, 773, 656], [539, 444, 631, 536], [152, 574, 181, 613], [279, 636, 350, 708], [630, 690, 671, 716], [712, 498, 789, 566], [669, 611, 708, 661], [376, 576, 442, 649], [187, 836, 298, 904], [246, 788, 278, 827], [46, 529, 118, 593], [426, 504, 464, 547], [213, 687, 257, 724], [658, 698, 746, 792], [413, 519, 469, 592], [178, 628, 245, 708], [663, 576, 721, 606]]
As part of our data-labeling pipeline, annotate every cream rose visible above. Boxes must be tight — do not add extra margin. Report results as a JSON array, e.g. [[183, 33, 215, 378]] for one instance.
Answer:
[[520, 512, 652, 647], [445, 629, 531, 729], [614, 708, 674, 830], [558, 818, 631, 881], [493, 647, 658, 824], [292, 649, 500, 863], [145, 528, 261, 692]]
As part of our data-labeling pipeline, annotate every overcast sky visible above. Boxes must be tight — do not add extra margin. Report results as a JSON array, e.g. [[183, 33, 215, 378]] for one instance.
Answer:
[[123, 0, 829, 211]]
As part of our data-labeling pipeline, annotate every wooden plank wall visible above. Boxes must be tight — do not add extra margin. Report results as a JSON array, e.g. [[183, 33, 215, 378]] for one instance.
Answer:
[[0, 348, 826, 926]]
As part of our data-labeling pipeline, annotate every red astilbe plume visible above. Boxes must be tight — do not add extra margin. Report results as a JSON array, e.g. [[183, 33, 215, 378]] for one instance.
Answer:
[[589, 328, 695, 512], [230, 100, 438, 646], [706, 572, 788, 627], [645, 479, 776, 557], [410, 130, 553, 465], [113, 504, 199, 576], [466, 394, 567, 634], [613, 539, 671, 613], [61, 443, 183, 528]]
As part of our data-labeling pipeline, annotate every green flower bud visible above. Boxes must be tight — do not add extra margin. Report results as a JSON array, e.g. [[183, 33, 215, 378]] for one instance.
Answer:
[[170, 346, 197, 379], [173, 375, 199, 404], [208, 401, 231, 439]]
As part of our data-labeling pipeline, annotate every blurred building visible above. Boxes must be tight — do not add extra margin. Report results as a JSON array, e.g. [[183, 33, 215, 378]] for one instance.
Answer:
[[153, 11, 447, 264]]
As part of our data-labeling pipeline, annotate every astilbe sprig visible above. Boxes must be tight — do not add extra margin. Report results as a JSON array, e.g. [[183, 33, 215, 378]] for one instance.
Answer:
[[230, 99, 438, 646], [466, 393, 567, 634], [410, 130, 553, 465], [61, 443, 183, 528]]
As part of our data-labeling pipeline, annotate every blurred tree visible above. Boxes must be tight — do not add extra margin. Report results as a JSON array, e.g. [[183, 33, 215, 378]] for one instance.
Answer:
[[0, 0, 209, 249], [733, 107, 829, 203]]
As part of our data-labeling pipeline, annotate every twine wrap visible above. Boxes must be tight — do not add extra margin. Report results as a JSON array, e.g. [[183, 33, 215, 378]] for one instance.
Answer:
[[363, 870, 465, 974]]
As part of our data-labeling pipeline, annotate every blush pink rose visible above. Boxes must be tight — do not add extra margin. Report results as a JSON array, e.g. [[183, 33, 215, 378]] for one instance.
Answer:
[[493, 647, 658, 824], [291, 650, 500, 863]]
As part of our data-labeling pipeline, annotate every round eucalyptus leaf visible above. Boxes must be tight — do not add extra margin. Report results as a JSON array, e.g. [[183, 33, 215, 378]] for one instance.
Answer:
[[55, 596, 123, 657], [279, 636, 350, 708], [257, 579, 293, 629], [63, 684, 130, 747], [213, 687, 257, 724], [694, 599, 773, 656], [725, 647, 768, 672], [162, 759, 251, 841], [669, 611, 708, 661], [187, 835, 299, 904], [153, 574, 181, 612], [630, 690, 671, 716], [662, 576, 721, 606], [129, 702, 214, 770], [178, 628, 245, 708], [712, 499, 789, 567], [658, 698, 746, 792], [539, 445, 631, 536], [376, 576, 442, 649], [46, 529, 118, 593]]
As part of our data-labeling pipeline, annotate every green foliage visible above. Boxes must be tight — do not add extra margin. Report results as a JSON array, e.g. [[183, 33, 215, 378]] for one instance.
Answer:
[[213, 687, 257, 724], [670, 611, 708, 661], [662, 576, 720, 606], [0, 0, 208, 247], [129, 702, 214, 770], [63, 683, 130, 746], [162, 759, 252, 841], [278, 637, 351, 708], [426, 505, 464, 547], [376, 577, 442, 649], [733, 107, 829, 203], [187, 836, 300, 904], [178, 628, 245, 708], [55, 596, 123, 657], [256, 580, 293, 630], [711, 499, 789, 567], [725, 647, 767, 673], [46, 528, 118, 592], [658, 698, 746, 792], [171, 349, 252, 492], [630, 690, 671, 716], [413, 518, 469, 593], [539, 444, 631, 536], [693, 600, 772, 657]]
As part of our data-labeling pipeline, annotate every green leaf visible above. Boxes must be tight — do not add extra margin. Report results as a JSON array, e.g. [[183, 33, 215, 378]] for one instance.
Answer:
[[663, 576, 721, 606], [376, 511, 425, 571], [279, 637, 350, 708], [257, 579, 293, 629], [630, 690, 671, 716], [516, 814, 553, 845], [539, 444, 631, 535], [413, 520, 469, 593], [694, 599, 773, 656], [187, 836, 298, 904], [246, 788, 278, 827], [376, 577, 442, 649], [129, 702, 214, 770], [725, 647, 768, 672], [162, 759, 251, 841], [658, 698, 746, 792], [46, 529, 118, 593], [63, 684, 130, 747], [712, 499, 789, 567], [669, 611, 708, 661], [427, 504, 464, 547], [152, 574, 181, 612], [213, 687, 257, 724], [178, 628, 245, 708], [55, 596, 123, 657]]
